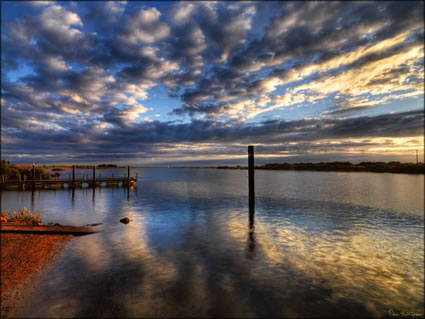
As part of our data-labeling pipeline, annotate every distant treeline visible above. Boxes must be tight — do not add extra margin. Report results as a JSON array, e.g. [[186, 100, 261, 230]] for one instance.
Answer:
[[73, 164, 118, 168], [217, 161, 424, 174], [97, 164, 118, 168]]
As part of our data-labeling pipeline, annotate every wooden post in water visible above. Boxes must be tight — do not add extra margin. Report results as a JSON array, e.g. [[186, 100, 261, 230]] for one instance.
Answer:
[[248, 145, 255, 212], [32, 164, 35, 189], [127, 166, 130, 187], [72, 165, 75, 188], [93, 165, 96, 187]]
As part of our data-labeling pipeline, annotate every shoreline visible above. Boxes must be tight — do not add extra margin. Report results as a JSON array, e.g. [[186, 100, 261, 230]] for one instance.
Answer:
[[0, 233, 72, 318], [216, 162, 425, 175], [14, 165, 127, 170], [217, 167, 425, 175]]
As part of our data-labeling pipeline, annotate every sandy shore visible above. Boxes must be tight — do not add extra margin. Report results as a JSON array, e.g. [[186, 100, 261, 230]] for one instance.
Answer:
[[1, 233, 72, 318]]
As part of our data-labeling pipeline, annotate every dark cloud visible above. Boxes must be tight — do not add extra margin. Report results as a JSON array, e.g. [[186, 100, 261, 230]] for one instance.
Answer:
[[79, 1, 127, 33], [167, 24, 207, 68], [116, 6, 170, 45], [2, 107, 423, 162], [1, 1, 423, 164], [173, 1, 423, 118]]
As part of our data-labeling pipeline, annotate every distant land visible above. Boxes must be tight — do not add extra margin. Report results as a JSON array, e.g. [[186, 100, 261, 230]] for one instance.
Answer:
[[217, 162, 424, 174], [14, 164, 121, 170], [5, 161, 424, 175]]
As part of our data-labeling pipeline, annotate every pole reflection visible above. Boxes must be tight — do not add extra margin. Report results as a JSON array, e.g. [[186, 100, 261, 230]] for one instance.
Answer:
[[31, 189, 35, 210], [246, 207, 256, 259], [71, 188, 75, 210]]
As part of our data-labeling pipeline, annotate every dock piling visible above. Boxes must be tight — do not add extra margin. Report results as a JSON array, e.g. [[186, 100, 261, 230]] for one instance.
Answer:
[[93, 166, 96, 187], [248, 145, 255, 212], [128, 166, 130, 186], [72, 165, 75, 188], [32, 165, 35, 189]]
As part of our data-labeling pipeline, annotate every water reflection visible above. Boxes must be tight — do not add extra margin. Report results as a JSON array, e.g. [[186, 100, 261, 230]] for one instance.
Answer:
[[246, 208, 256, 259], [31, 189, 35, 210], [71, 188, 75, 210], [92, 187, 95, 206], [1, 168, 423, 318]]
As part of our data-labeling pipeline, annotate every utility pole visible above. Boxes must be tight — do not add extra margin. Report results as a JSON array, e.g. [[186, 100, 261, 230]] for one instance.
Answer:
[[416, 150, 419, 164]]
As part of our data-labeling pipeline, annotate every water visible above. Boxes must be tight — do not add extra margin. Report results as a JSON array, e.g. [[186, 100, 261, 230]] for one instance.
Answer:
[[1, 168, 424, 317]]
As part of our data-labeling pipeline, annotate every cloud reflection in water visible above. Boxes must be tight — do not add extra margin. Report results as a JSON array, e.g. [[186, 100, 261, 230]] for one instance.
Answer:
[[3, 169, 423, 317]]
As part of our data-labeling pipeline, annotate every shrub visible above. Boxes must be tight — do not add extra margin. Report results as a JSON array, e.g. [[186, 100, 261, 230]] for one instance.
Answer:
[[1, 208, 42, 224]]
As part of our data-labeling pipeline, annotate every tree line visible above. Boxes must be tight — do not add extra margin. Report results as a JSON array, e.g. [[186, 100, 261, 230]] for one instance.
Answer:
[[217, 161, 424, 174]]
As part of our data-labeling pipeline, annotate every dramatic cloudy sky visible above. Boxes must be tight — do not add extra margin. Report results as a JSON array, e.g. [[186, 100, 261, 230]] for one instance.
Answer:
[[1, 1, 424, 165]]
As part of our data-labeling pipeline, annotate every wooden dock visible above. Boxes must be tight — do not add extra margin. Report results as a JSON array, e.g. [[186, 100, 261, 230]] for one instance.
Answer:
[[0, 177, 137, 190], [0, 165, 138, 190]]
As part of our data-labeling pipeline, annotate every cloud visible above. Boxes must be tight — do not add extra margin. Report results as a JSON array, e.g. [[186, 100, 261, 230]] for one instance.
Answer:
[[39, 4, 84, 43], [42, 56, 71, 72], [118, 59, 179, 82], [82, 1, 127, 29], [2, 103, 423, 163], [2, 82, 53, 110], [168, 2, 257, 63], [199, 2, 256, 63], [25, 1, 53, 7], [117, 7, 170, 45], [292, 42, 423, 110], [59, 67, 115, 105], [169, 2, 196, 25], [168, 25, 207, 69], [170, 1, 423, 120], [103, 104, 149, 126], [1, 2, 423, 164]]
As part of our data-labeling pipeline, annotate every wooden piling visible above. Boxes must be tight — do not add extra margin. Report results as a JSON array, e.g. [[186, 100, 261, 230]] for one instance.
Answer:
[[32, 165, 35, 189], [128, 165, 130, 186], [248, 145, 255, 212], [93, 165, 96, 187], [72, 165, 75, 188]]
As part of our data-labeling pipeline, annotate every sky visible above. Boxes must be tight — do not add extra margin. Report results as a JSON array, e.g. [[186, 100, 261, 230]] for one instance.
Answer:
[[1, 1, 424, 166]]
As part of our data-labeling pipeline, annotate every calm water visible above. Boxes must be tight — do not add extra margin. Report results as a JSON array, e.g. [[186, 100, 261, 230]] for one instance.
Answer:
[[2, 168, 424, 318]]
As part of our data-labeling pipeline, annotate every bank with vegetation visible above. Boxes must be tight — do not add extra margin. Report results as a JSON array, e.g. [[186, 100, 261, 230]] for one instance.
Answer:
[[217, 161, 424, 174], [0, 161, 123, 183], [1, 160, 51, 182]]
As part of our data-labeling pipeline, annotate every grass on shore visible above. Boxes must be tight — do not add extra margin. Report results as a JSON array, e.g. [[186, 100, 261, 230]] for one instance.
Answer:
[[1, 208, 42, 225]]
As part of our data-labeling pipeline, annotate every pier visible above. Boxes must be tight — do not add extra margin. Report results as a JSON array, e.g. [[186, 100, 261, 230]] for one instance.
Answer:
[[0, 165, 138, 190]]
